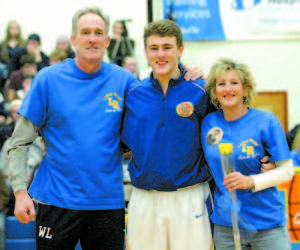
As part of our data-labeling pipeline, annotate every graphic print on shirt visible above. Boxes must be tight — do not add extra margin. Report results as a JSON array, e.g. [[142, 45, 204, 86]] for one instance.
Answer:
[[38, 226, 53, 239], [237, 139, 259, 160], [206, 127, 223, 145], [176, 101, 194, 117], [103, 92, 122, 112]]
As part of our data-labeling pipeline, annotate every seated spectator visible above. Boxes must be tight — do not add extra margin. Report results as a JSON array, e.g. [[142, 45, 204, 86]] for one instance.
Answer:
[[16, 75, 33, 99], [291, 128, 300, 166], [122, 56, 139, 79], [0, 167, 9, 250], [0, 111, 8, 127], [107, 20, 135, 66], [55, 35, 75, 59], [7, 54, 36, 101], [286, 124, 300, 150], [0, 92, 7, 120], [0, 99, 22, 148], [0, 20, 25, 87], [49, 50, 68, 66], [8, 33, 49, 76]]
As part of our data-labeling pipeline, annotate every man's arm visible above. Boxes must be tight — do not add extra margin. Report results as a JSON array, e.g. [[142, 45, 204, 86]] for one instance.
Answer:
[[0, 168, 9, 210], [0, 139, 11, 177], [7, 115, 38, 223], [27, 137, 44, 185]]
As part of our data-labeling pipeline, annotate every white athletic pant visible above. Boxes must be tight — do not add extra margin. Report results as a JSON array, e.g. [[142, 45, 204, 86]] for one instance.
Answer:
[[126, 182, 214, 250]]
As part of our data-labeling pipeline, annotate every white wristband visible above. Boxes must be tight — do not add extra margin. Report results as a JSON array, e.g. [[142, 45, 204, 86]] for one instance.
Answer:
[[252, 159, 294, 192]]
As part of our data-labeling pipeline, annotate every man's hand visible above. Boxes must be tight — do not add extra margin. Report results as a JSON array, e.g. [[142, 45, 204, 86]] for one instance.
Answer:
[[261, 156, 275, 172], [14, 190, 36, 224], [183, 65, 206, 81]]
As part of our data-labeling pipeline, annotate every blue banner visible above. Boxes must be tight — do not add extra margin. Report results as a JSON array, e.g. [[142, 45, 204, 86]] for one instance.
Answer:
[[163, 0, 225, 40], [163, 0, 300, 41]]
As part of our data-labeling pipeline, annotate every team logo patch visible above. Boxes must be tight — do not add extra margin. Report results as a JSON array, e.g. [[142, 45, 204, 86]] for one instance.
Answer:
[[103, 92, 122, 112], [237, 138, 259, 160], [176, 102, 194, 117]]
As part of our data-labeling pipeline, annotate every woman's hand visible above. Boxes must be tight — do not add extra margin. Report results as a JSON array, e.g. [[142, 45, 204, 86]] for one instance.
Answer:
[[223, 172, 254, 191]]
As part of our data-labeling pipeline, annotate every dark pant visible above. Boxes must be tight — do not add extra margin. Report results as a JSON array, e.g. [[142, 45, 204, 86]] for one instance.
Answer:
[[36, 203, 125, 250]]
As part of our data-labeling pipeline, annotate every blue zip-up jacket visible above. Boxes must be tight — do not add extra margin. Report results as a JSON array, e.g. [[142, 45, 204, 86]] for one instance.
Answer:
[[122, 68, 214, 191]]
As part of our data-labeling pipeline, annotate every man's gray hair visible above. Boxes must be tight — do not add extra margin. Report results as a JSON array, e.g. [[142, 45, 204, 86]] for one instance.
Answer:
[[72, 6, 110, 36]]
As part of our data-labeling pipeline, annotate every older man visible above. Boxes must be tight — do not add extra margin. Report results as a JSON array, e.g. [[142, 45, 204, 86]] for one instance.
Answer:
[[8, 7, 136, 250]]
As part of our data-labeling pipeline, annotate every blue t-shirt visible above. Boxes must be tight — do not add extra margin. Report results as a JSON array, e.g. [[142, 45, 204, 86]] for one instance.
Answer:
[[291, 149, 300, 166], [122, 71, 214, 191], [19, 59, 137, 210], [201, 108, 291, 230]]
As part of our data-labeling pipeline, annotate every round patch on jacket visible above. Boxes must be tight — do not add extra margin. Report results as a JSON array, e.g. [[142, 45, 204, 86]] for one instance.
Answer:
[[176, 102, 194, 117]]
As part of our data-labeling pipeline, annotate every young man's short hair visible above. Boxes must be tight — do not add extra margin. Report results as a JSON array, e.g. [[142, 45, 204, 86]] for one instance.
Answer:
[[143, 19, 183, 48]]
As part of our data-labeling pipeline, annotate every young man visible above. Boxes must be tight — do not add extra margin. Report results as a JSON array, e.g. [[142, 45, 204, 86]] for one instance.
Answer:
[[7, 7, 136, 250], [122, 20, 215, 250]]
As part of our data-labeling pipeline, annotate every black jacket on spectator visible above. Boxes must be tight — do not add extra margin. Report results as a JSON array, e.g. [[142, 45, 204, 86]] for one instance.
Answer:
[[286, 124, 300, 150], [8, 47, 49, 76], [67, 50, 76, 59], [0, 44, 23, 65], [0, 122, 15, 149]]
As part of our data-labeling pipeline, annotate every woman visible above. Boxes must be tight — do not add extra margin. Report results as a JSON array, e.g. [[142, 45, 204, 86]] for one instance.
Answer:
[[201, 58, 294, 249], [0, 20, 25, 65], [54, 35, 75, 59]]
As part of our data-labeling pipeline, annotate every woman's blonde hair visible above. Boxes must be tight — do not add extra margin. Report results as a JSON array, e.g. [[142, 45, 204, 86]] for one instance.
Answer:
[[206, 58, 256, 109]]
